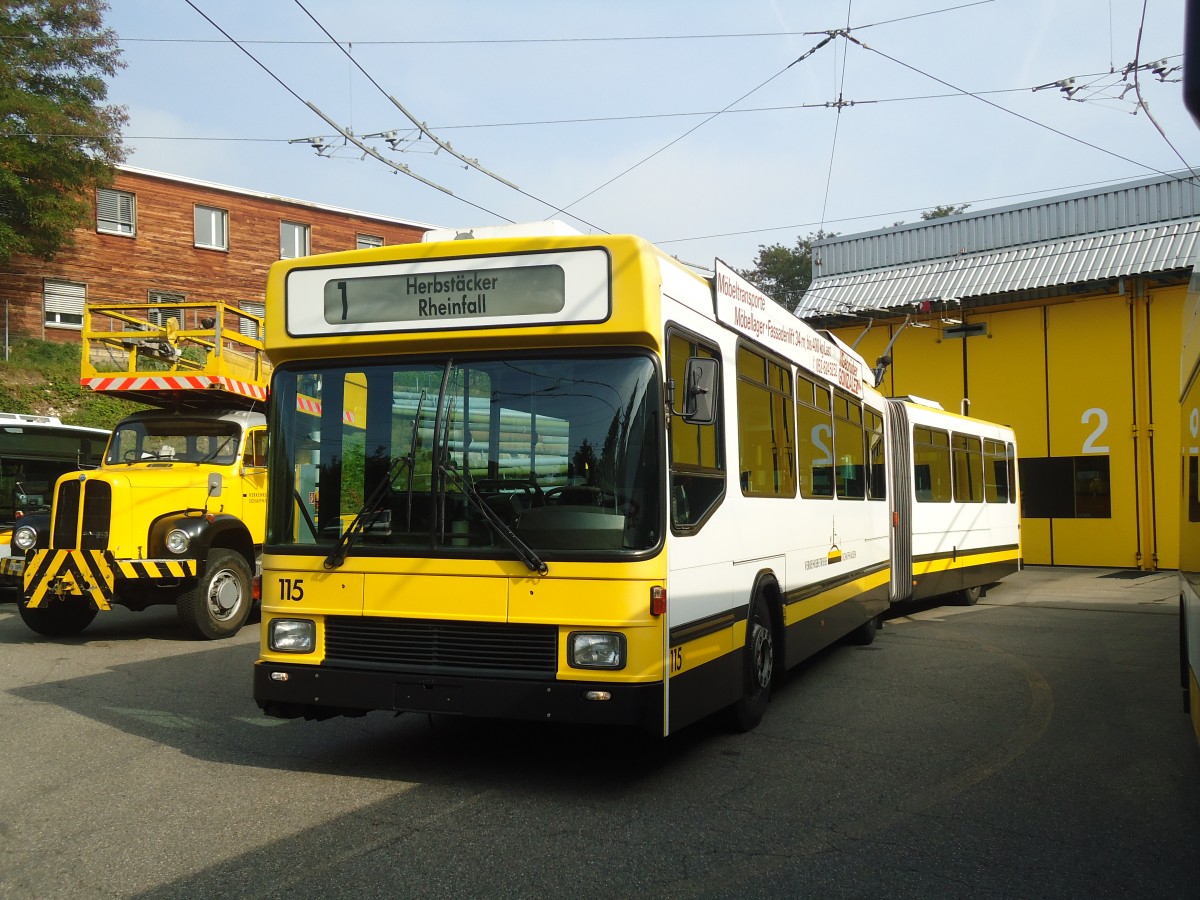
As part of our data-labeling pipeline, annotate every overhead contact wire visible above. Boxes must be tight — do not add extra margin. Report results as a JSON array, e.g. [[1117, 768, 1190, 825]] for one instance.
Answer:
[[182, 0, 515, 222]]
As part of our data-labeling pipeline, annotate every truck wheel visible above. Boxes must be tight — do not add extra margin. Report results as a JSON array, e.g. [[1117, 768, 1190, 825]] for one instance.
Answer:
[[176, 549, 252, 640], [18, 597, 97, 636]]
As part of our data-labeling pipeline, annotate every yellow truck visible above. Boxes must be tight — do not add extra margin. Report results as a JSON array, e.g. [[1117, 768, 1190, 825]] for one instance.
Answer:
[[11, 301, 270, 639]]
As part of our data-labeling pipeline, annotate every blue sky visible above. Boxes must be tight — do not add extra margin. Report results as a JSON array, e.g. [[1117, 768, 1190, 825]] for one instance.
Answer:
[[103, 0, 1196, 270]]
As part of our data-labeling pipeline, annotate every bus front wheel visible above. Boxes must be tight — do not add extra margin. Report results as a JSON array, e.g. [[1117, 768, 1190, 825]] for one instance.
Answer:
[[727, 593, 776, 732]]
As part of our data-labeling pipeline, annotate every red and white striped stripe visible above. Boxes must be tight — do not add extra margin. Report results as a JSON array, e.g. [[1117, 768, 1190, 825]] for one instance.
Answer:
[[82, 375, 268, 402], [295, 395, 357, 425]]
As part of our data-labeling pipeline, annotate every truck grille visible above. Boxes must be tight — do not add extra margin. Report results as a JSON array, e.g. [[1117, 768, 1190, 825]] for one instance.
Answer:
[[51, 479, 112, 549], [324, 616, 558, 677]]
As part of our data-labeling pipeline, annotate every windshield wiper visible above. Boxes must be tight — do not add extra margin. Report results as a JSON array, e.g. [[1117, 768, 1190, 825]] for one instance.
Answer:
[[196, 434, 237, 465], [440, 462, 548, 576], [436, 392, 458, 542], [403, 389, 427, 532], [323, 453, 413, 570], [293, 488, 319, 541], [430, 361, 455, 543], [429, 360, 546, 575]]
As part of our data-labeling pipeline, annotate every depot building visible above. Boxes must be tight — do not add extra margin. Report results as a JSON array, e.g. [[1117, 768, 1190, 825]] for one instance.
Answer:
[[798, 171, 1200, 570]]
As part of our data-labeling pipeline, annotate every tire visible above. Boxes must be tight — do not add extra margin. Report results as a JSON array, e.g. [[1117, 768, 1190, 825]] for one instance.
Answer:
[[844, 613, 879, 646], [18, 597, 97, 636], [727, 593, 776, 732], [956, 585, 982, 606], [176, 549, 253, 640]]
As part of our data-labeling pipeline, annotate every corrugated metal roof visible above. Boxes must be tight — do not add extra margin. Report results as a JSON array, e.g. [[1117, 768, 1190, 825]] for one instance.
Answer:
[[800, 221, 1200, 316], [812, 171, 1200, 277]]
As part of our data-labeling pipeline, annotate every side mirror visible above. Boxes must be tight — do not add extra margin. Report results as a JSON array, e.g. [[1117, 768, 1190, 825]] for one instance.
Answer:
[[680, 357, 718, 425]]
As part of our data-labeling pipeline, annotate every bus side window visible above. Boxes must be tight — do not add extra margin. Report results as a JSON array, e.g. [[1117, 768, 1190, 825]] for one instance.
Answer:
[[913, 426, 952, 502], [668, 329, 725, 532], [796, 373, 833, 498], [915, 464, 933, 500]]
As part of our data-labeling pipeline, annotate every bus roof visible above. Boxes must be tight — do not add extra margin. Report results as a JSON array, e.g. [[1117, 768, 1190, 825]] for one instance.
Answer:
[[265, 227, 874, 397], [0, 412, 109, 437]]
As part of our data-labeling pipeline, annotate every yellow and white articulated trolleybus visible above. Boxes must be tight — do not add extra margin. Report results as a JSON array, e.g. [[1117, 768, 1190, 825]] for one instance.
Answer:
[[254, 223, 1020, 736]]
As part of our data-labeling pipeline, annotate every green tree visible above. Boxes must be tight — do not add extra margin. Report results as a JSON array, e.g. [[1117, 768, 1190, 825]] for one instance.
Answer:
[[739, 230, 833, 314], [921, 203, 971, 219], [0, 0, 127, 265]]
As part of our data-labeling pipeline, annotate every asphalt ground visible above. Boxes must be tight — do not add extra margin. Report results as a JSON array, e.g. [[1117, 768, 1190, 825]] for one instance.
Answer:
[[0, 566, 1197, 899]]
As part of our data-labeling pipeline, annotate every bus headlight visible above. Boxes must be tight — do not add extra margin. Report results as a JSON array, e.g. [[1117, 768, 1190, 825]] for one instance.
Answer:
[[269, 619, 316, 653], [165, 529, 190, 555], [12, 524, 37, 552], [568, 632, 626, 669]]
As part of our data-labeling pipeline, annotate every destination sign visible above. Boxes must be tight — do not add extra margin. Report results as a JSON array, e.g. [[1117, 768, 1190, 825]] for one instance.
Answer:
[[284, 248, 611, 337], [324, 264, 565, 325], [712, 258, 867, 397]]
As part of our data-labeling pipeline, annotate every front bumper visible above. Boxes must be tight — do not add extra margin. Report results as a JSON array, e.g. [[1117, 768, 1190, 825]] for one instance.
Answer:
[[23, 549, 198, 610], [254, 661, 664, 734]]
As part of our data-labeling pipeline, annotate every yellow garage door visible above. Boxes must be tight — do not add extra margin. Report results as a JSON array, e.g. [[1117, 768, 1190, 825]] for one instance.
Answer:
[[1035, 297, 1138, 566], [965, 306, 1050, 563]]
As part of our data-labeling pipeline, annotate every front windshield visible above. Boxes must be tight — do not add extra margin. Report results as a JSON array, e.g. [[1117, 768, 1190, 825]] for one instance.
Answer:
[[267, 354, 663, 558], [105, 418, 242, 465], [1, 459, 85, 521], [0, 429, 106, 523]]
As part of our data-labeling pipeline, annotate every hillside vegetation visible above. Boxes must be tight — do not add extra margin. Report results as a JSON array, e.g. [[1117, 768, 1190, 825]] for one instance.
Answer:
[[0, 339, 143, 430]]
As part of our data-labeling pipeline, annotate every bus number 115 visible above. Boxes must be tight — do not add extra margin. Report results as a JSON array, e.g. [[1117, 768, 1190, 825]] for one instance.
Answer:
[[279, 578, 305, 602]]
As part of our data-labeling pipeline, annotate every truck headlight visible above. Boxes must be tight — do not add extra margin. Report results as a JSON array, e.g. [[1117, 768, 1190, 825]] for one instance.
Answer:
[[269, 618, 315, 653], [568, 632, 626, 669], [12, 524, 37, 552], [165, 529, 190, 555]]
